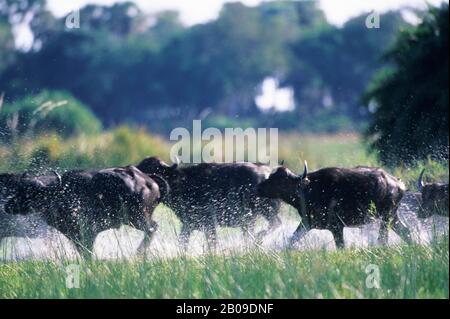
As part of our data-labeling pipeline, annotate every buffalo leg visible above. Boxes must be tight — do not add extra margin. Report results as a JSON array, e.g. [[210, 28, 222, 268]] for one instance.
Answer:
[[204, 223, 217, 251], [256, 215, 282, 240], [330, 225, 345, 249], [241, 221, 255, 243], [63, 220, 95, 259], [326, 203, 345, 248], [73, 235, 96, 259], [380, 203, 412, 245], [378, 219, 389, 245], [289, 223, 309, 247], [377, 202, 393, 245], [392, 213, 413, 244], [135, 206, 159, 255], [136, 219, 158, 254]]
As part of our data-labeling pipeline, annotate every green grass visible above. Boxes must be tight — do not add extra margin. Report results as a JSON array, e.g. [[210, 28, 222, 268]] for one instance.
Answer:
[[0, 239, 448, 298]]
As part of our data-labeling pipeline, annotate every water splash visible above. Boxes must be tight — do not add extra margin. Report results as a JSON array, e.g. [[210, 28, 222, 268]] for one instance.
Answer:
[[0, 194, 448, 262]]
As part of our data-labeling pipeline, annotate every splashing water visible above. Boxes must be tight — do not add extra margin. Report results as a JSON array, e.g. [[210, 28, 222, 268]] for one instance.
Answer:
[[0, 192, 448, 262]]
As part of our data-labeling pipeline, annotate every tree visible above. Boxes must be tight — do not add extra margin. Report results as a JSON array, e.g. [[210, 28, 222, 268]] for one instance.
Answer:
[[158, 1, 322, 119], [287, 11, 408, 130], [0, 0, 46, 23], [363, 4, 449, 166], [0, 17, 15, 72], [0, 0, 47, 71]]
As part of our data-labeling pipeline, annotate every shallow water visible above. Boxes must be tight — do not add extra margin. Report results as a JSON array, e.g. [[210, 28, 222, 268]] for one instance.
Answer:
[[0, 192, 448, 261]]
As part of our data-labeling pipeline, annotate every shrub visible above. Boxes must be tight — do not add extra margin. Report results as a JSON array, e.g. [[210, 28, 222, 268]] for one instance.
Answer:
[[0, 126, 170, 173], [363, 4, 449, 166], [0, 90, 102, 141]]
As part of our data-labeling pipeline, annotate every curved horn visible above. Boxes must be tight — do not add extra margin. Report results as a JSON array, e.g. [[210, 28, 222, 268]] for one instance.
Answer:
[[150, 174, 170, 202], [418, 168, 425, 192], [302, 160, 308, 179], [52, 170, 62, 186]]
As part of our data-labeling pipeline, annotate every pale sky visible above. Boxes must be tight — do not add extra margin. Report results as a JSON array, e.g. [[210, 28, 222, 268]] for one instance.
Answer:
[[47, 0, 448, 26]]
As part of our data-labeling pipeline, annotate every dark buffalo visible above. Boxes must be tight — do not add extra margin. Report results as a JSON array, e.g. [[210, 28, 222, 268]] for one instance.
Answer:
[[1, 172, 61, 195], [136, 157, 281, 249], [4, 166, 168, 256], [417, 169, 449, 218], [257, 162, 411, 248], [1, 172, 61, 212], [1, 172, 60, 241]]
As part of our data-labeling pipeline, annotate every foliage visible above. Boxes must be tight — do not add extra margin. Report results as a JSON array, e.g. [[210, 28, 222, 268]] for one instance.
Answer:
[[0, 0, 407, 133], [286, 11, 409, 125], [0, 125, 170, 174], [363, 4, 449, 166], [0, 18, 15, 72], [0, 1, 447, 163], [0, 90, 102, 141]]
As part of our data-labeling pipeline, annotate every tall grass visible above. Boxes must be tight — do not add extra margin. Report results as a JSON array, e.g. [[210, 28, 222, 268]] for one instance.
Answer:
[[0, 238, 447, 298]]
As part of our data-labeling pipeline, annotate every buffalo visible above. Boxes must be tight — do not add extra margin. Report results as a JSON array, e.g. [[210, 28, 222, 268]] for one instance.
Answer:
[[257, 162, 411, 248], [1, 172, 61, 241], [417, 169, 449, 218], [1, 172, 60, 196], [4, 166, 168, 256], [136, 157, 281, 249]]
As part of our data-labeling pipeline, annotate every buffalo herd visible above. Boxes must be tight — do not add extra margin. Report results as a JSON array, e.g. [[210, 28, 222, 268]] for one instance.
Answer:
[[0, 157, 448, 256]]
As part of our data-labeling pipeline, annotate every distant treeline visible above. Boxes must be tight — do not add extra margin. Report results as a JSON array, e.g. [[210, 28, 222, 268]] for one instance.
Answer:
[[1, 0, 407, 132]]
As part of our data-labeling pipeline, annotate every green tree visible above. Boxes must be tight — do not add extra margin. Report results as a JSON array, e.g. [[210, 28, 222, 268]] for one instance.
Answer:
[[0, 0, 46, 23], [287, 11, 408, 129], [0, 0, 47, 71], [0, 2, 184, 125], [159, 1, 324, 119], [363, 4, 449, 166], [0, 17, 14, 72]]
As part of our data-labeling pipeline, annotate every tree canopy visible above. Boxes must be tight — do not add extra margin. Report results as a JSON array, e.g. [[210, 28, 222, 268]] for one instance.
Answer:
[[0, 1, 409, 131], [363, 3, 449, 166]]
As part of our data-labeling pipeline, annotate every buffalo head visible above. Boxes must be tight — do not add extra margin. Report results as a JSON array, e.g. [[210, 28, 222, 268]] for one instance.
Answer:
[[417, 169, 449, 218], [137, 157, 179, 176], [258, 161, 309, 203], [4, 171, 62, 215]]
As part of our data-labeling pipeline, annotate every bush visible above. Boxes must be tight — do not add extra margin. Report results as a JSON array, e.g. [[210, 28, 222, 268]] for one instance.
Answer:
[[0, 126, 171, 173], [0, 90, 102, 141], [363, 4, 449, 166]]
